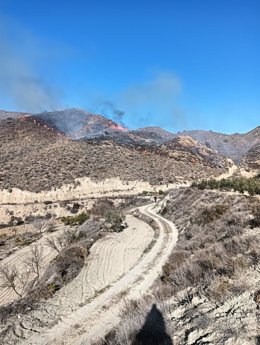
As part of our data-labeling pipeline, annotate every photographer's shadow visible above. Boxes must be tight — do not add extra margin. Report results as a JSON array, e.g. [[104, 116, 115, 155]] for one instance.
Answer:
[[134, 304, 173, 345]]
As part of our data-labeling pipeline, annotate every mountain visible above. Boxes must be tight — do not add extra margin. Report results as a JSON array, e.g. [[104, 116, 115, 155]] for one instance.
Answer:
[[0, 110, 29, 120], [1, 109, 259, 165], [133, 126, 176, 142], [243, 142, 260, 170], [178, 127, 260, 163], [34, 108, 128, 139], [0, 116, 228, 193], [159, 135, 226, 168]]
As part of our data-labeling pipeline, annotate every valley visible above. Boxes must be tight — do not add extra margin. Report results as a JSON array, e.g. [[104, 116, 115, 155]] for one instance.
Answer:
[[0, 109, 259, 345]]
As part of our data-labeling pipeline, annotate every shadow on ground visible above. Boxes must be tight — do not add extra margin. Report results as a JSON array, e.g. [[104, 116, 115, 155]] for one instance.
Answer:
[[134, 304, 173, 345]]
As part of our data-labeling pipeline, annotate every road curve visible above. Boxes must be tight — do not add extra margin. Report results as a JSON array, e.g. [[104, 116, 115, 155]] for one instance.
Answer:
[[22, 204, 178, 345]]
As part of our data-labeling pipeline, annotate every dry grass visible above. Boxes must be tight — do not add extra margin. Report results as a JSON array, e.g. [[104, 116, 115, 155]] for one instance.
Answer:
[[94, 295, 173, 345], [98, 188, 260, 345], [158, 188, 260, 301]]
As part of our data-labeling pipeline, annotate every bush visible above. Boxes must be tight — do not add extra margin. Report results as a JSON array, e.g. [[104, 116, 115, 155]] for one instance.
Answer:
[[105, 211, 126, 232], [192, 176, 260, 196], [61, 212, 89, 226], [195, 204, 228, 225]]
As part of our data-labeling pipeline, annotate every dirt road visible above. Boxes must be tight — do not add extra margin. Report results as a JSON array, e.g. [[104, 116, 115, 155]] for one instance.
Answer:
[[18, 204, 178, 345]]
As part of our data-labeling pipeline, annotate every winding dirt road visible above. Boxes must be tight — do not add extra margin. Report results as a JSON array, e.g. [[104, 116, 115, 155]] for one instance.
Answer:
[[12, 204, 178, 345]]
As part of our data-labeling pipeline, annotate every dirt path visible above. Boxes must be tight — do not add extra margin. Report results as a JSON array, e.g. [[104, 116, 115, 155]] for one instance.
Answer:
[[17, 204, 178, 345], [38, 214, 154, 310]]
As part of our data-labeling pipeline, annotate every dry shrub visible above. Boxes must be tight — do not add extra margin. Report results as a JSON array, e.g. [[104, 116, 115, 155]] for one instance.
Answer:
[[250, 203, 260, 228], [92, 199, 114, 217], [95, 296, 173, 345], [229, 273, 251, 295], [161, 250, 189, 282], [195, 203, 228, 225], [207, 277, 232, 301], [41, 245, 87, 288]]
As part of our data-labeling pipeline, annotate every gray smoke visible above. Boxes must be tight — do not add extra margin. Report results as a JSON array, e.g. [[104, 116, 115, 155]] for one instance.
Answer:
[[96, 100, 125, 124], [118, 71, 184, 127], [0, 18, 60, 113], [89, 72, 183, 128]]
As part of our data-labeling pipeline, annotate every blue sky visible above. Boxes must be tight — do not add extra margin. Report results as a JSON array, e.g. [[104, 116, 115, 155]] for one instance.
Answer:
[[0, 0, 259, 133]]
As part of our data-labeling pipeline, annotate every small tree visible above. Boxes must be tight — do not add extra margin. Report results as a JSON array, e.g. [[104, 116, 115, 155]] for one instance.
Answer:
[[0, 265, 31, 297], [46, 237, 63, 253], [45, 228, 78, 253], [25, 245, 44, 280]]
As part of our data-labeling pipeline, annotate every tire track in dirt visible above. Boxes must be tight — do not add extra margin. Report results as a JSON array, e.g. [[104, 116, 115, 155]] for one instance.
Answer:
[[48, 215, 153, 310], [23, 204, 178, 345], [0, 226, 65, 306]]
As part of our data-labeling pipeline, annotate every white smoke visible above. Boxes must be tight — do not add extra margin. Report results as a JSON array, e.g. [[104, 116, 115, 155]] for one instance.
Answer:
[[0, 17, 60, 113], [119, 72, 184, 128]]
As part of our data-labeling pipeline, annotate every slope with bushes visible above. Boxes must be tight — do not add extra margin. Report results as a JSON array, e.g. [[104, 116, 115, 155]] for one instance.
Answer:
[[100, 188, 260, 345], [0, 118, 228, 192]]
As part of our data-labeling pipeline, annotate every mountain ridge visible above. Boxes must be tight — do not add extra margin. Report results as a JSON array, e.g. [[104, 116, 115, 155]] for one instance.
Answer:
[[1, 108, 259, 164]]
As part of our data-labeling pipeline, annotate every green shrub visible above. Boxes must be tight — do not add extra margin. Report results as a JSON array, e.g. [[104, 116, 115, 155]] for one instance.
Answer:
[[192, 176, 260, 196], [105, 211, 126, 232], [61, 212, 89, 226]]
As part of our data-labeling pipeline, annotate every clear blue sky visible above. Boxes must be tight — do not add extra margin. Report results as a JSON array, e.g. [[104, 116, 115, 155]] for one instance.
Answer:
[[0, 0, 259, 133]]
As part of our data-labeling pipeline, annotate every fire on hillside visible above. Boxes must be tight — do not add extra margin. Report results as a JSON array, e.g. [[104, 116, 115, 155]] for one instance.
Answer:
[[18, 115, 66, 137]]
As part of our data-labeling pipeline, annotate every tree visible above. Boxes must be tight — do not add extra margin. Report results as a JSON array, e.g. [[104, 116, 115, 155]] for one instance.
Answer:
[[25, 245, 44, 280], [0, 265, 30, 297]]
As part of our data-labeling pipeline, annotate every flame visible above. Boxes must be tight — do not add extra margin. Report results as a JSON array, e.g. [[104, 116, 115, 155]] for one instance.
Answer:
[[109, 123, 128, 132], [18, 114, 128, 142], [18, 115, 64, 136], [107, 119, 128, 132]]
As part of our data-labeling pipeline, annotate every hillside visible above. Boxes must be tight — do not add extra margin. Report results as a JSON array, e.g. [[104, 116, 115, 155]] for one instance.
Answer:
[[133, 126, 176, 142], [35, 108, 128, 139], [0, 110, 29, 120], [0, 116, 228, 193], [243, 142, 260, 170], [179, 127, 260, 163], [2, 109, 260, 166], [101, 188, 260, 345]]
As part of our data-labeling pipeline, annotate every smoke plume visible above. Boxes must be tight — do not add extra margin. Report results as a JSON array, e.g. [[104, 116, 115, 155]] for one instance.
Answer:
[[89, 72, 184, 129], [0, 18, 60, 113], [118, 71, 184, 128], [98, 101, 125, 123]]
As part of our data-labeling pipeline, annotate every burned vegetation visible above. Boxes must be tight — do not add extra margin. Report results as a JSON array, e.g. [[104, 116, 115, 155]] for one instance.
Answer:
[[0, 117, 228, 193]]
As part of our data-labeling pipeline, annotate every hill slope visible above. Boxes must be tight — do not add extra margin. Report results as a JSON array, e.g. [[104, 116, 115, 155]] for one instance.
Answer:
[[3, 109, 259, 166], [243, 142, 260, 170], [0, 117, 228, 193], [179, 127, 260, 163]]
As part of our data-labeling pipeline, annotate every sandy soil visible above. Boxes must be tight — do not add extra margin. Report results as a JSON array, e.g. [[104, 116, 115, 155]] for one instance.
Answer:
[[37, 214, 154, 310], [8, 204, 178, 345], [215, 159, 237, 180], [239, 167, 259, 178], [0, 225, 65, 306]]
